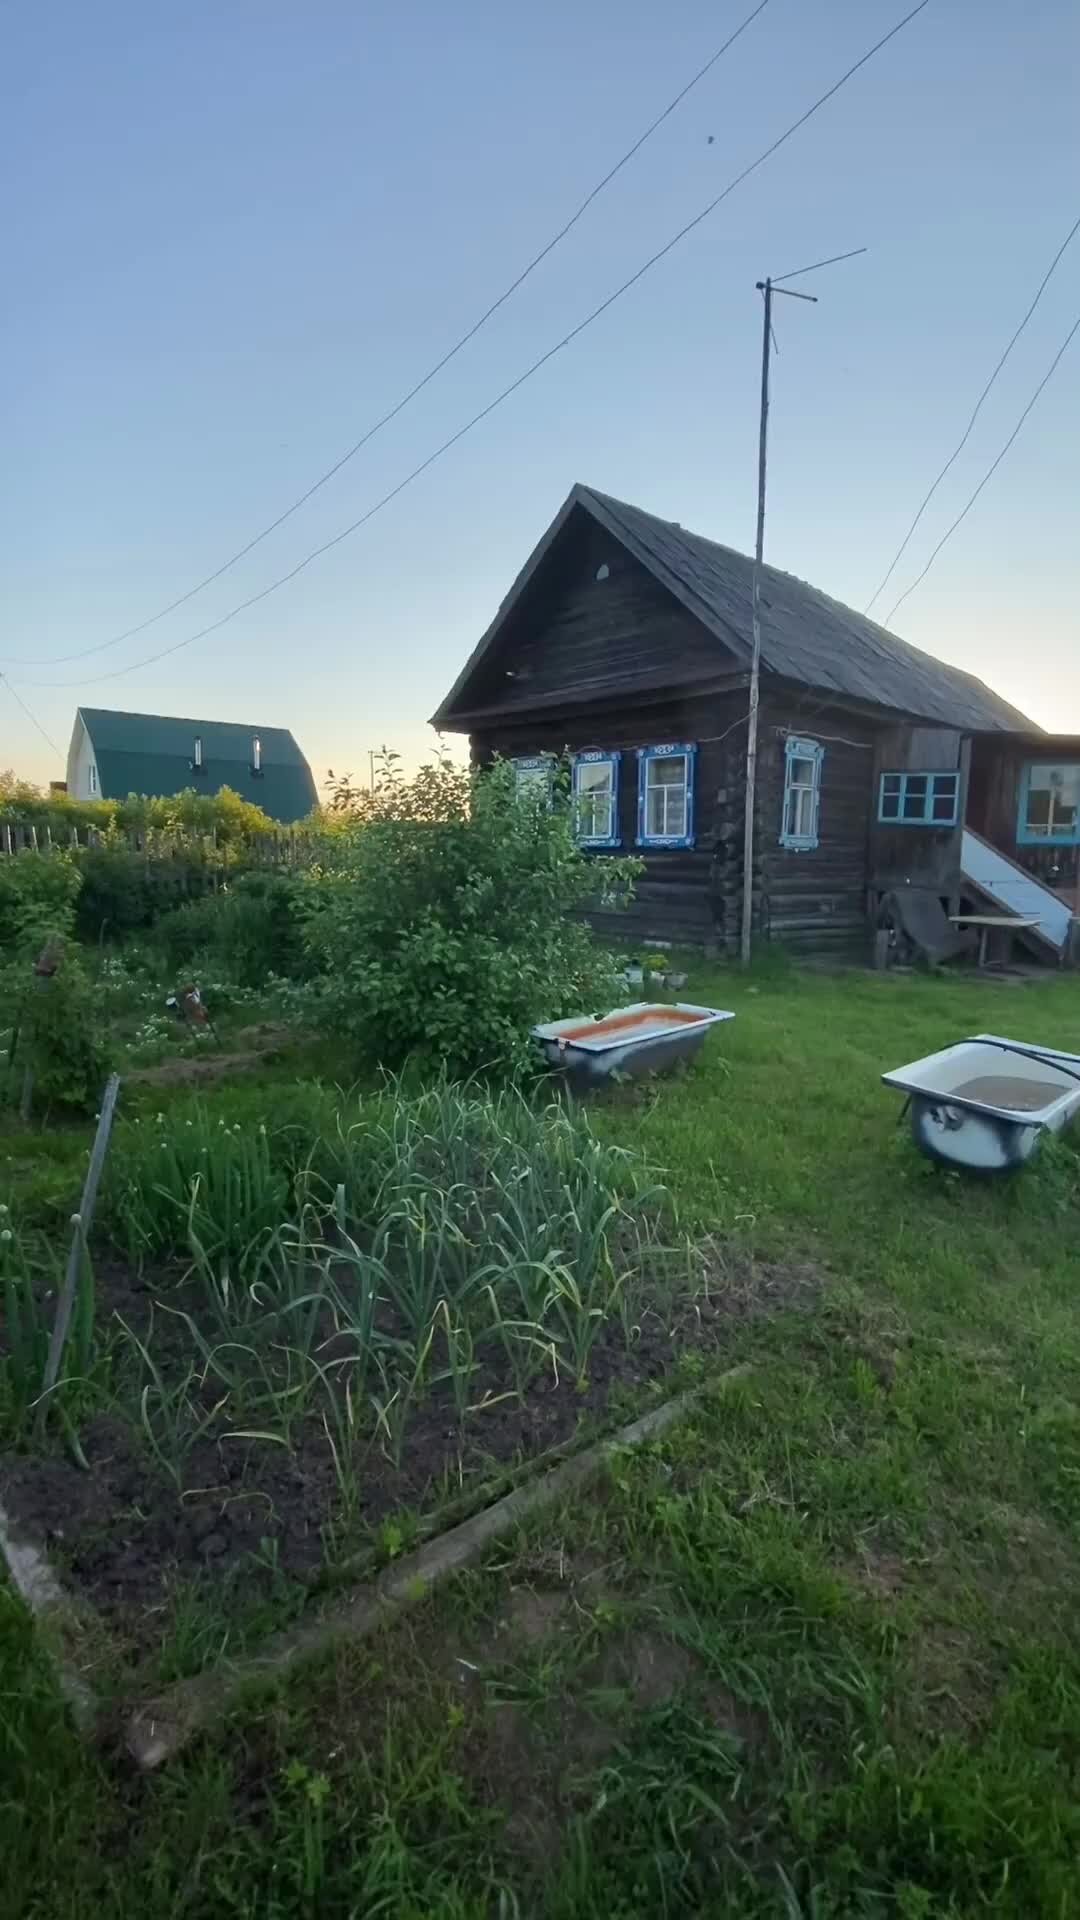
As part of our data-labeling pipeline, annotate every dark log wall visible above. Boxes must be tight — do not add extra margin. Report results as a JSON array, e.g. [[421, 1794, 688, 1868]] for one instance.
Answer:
[[462, 512, 733, 717], [473, 688, 891, 956], [750, 695, 877, 953], [869, 724, 967, 897], [471, 690, 749, 947]]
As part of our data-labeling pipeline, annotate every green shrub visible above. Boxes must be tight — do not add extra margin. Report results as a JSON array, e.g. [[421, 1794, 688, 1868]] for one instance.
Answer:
[[16, 948, 108, 1113], [151, 870, 307, 986], [299, 756, 637, 1077], [0, 854, 81, 953], [72, 845, 225, 944], [214, 871, 307, 985], [152, 893, 228, 973]]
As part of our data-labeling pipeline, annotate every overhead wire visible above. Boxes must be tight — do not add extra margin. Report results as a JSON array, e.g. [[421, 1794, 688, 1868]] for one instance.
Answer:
[[15, 0, 934, 694], [864, 209, 1080, 614], [0, 673, 62, 757], [883, 307, 1080, 625], [6, 0, 774, 671]]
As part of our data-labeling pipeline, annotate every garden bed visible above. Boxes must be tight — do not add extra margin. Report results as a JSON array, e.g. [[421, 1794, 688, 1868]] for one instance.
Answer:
[[0, 1082, 812, 1685]]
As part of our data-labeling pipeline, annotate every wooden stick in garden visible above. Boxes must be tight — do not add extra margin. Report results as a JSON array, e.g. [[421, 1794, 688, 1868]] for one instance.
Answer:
[[38, 1073, 121, 1420]]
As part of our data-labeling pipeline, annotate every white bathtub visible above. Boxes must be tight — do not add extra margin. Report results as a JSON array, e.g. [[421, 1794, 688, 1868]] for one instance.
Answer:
[[532, 1002, 734, 1086], [882, 1032, 1080, 1171]]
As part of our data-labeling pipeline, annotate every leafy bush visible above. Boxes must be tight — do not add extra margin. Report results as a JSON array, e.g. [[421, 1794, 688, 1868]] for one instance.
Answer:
[[0, 769, 283, 846], [14, 947, 108, 1112], [213, 870, 307, 985], [153, 893, 231, 973], [300, 756, 637, 1076], [152, 870, 307, 985], [0, 854, 81, 953]]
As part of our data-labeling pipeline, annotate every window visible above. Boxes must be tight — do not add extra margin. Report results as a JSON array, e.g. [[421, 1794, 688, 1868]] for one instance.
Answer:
[[88, 762, 98, 795], [572, 751, 620, 846], [779, 737, 824, 850], [878, 770, 960, 826], [1019, 763, 1080, 844], [193, 735, 203, 771], [636, 744, 695, 848], [252, 735, 262, 774], [512, 754, 554, 800]]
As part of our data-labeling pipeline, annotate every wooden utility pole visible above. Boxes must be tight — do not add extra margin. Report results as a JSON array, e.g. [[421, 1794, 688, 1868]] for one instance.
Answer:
[[738, 246, 865, 965], [739, 277, 773, 968]]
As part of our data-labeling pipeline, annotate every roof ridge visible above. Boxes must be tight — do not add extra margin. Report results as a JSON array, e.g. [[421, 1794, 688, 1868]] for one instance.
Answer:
[[573, 482, 1035, 731]]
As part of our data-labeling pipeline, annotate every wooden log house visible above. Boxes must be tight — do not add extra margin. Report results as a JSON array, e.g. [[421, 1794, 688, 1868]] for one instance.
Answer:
[[433, 485, 1074, 962]]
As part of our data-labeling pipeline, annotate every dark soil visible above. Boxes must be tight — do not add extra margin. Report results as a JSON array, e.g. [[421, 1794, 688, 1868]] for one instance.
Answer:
[[124, 1025, 299, 1088], [0, 1252, 819, 1677]]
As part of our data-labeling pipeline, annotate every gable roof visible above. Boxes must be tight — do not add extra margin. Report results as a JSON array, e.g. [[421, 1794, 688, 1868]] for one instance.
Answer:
[[75, 708, 318, 823], [433, 484, 1036, 735]]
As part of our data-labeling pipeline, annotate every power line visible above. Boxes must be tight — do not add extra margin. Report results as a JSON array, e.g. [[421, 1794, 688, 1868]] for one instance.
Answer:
[[864, 209, 1080, 614], [883, 307, 1080, 625], [17, 0, 934, 695], [0, 673, 62, 757], [8, 0, 774, 672]]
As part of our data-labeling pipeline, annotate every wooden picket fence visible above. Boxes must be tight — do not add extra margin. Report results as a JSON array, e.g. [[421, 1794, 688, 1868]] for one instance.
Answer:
[[0, 820, 322, 865]]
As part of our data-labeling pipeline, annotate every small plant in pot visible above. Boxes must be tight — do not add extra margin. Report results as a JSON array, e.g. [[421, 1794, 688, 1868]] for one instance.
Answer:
[[646, 960, 669, 990], [623, 953, 646, 987]]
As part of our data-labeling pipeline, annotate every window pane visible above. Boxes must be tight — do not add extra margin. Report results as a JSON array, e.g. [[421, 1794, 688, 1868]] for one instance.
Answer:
[[901, 781, 927, 820], [930, 774, 958, 822], [1051, 766, 1080, 835], [789, 758, 814, 787], [882, 774, 902, 797], [1024, 765, 1080, 838], [647, 755, 683, 789], [515, 762, 549, 795], [579, 792, 612, 838], [880, 788, 900, 820], [1025, 787, 1051, 833], [576, 760, 614, 840], [645, 756, 687, 837], [577, 761, 611, 794]]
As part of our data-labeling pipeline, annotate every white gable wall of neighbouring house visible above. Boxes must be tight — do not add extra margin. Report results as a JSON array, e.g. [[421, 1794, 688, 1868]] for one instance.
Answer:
[[66, 715, 100, 801]]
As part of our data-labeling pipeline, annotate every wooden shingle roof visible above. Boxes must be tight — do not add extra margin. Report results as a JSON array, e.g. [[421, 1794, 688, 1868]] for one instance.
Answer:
[[433, 484, 1036, 735]]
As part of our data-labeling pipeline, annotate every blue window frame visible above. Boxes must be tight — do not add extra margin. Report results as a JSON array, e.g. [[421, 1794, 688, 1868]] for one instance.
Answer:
[[511, 754, 554, 800], [779, 737, 824, 850], [636, 744, 695, 849], [878, 770, 960, 827], [571, 750, 621, 847], [1018, 762, 1080, 845]]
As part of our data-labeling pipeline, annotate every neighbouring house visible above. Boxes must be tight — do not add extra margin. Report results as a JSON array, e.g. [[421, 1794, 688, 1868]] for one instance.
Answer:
[[65, 707, 318, 824], [432, 483, 1078, 962]]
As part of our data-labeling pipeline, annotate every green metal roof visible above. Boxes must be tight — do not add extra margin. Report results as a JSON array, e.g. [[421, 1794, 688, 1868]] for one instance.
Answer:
[[78, 707, 318, 824]]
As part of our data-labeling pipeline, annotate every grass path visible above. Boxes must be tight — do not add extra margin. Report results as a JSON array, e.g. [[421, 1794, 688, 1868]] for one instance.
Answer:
[[4, 963, 1080, 1915]]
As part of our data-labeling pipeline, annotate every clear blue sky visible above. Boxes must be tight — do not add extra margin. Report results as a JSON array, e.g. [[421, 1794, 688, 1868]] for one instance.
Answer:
[[3, 0, 1078, 792]]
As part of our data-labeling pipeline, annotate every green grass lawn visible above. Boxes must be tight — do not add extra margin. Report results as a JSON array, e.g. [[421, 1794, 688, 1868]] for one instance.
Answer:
[[4, 961, 1080, 1916]]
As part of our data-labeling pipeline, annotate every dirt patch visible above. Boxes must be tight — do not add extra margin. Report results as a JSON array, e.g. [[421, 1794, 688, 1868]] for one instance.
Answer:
[[499, 1587, 571, 1648], [124, 1036, 293, 1089], [588, 1628, 699, 1710], [0, 1254, 817, 1673], [842, 1546, 907, 1602]]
